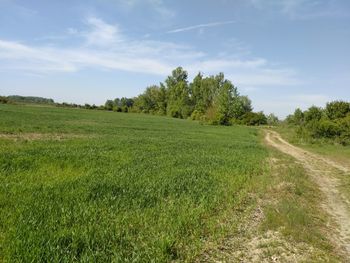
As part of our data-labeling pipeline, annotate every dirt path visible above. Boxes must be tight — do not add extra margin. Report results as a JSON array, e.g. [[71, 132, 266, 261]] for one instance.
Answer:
[[265, 130, 350, 258]]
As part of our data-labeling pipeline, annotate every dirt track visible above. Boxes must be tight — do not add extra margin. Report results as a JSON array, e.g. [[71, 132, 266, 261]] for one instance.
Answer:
[[265, 130, 350, 259]]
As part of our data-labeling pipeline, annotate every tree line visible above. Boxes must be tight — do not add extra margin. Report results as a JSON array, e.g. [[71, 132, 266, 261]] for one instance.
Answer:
[[0, 95, 54, 105], [285, 101, 350, 145], [104, 67, 269, 126], [1, 67, 275, 126]]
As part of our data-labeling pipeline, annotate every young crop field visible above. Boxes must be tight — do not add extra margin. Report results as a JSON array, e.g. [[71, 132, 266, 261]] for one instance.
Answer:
[[0, 104, 268, 262]]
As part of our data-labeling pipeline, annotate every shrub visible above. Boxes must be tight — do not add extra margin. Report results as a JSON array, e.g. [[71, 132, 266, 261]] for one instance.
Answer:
[[0, 96, 9, 104], [304, 106, 323, 123], [308, 119, 341, 138], [204, 106, 219, 125], [190, 110, 204, 121], [240, 112, 267, 126], [325, 101, 350, 120]]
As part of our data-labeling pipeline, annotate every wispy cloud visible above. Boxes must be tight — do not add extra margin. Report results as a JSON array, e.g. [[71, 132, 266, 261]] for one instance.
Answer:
[[167, 20, 235, 33], [0, 16, 300, 88], [83, 17, 124, 47]]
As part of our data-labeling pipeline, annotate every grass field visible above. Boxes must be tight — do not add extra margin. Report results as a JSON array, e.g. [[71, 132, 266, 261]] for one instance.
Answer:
[[1, 104, 343, 262], [0, 104, 268, 262]]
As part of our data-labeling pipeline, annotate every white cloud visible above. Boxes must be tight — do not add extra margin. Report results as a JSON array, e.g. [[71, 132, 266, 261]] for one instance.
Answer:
[[167, 20, 235, 33], [84, 17, 124, 47], [0, 17, 300, 88]]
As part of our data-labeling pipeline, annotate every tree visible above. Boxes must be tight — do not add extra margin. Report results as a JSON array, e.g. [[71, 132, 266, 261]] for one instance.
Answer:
[[165, 67, 188, 87], [293, 108, 304, 125], [157, 83, 167, 115], [134, 85, 163, 114], [104, 100, 114, 111], [267, 113, 279, 126], [231, 95, 252, 119], [239, 96, 253, 113], [325, 101, 350, 120], [190, 72, 204, 111], [214, 80, 236, 125], [166, 67, 192, 118], [241, 112, 267, 126], [304, 106, 323, 122]]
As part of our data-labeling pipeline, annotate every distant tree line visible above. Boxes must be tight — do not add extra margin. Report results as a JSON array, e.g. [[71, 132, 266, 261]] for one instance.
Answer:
[[6, 95, 55, 104], [104, 67, 269, 126], [0, 95, 105, 110], [1, 67, 274, 126], [285, 101, 350, 145]]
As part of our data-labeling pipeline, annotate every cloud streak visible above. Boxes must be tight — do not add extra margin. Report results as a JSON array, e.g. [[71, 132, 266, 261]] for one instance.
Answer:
[[167, 20, 235, 33]]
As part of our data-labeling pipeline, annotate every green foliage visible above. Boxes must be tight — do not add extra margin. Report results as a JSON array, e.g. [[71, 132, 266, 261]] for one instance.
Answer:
[[286, 101, 350, 145], [103, 67, 255, 126], [0, 96, 9, 104], [267, 113, 279, 126], [325, 101, 350, 120], [6, 95, 54, 104], [104, 100, 114, 111], [294, 108, 304, 124], [190, 109, 204, 121], [166, 69, 192, 118], [304, 106, 323, 122], [240, 111, 267, 126], [0, 104, 267, 262], [214, 80, 237, 125], [104, 97, 134, 112], [307, 119, 341, 138]]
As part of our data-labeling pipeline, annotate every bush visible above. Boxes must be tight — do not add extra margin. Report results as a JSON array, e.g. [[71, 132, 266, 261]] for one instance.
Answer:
[[204, 106, 219, 125], [190, 110, 204, 121], [326, 101, 350, 120], [0, 96, 9, 104], [240, 112, 267, 126], [304, 106, 323, 123], [314, 119, 341, 138], [289, 101, 350, 145]]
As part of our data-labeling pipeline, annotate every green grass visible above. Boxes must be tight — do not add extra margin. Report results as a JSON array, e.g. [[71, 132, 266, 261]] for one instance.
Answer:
[[276, 125, 350, 165], [0, 104, 268, 262], [260, 151, 339, 262], [276, 125, 350, 218]]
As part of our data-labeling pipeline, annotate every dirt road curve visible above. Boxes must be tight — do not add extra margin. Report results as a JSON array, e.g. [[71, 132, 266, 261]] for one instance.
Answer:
[[265, 130, 350, 258]]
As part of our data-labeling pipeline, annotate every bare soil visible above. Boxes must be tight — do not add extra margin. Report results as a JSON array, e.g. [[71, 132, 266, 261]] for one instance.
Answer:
[[265, 130, 350, 258]]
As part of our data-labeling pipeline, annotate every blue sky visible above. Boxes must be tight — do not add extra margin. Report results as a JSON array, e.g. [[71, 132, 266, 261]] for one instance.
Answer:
[[0, 0, 349, 117]]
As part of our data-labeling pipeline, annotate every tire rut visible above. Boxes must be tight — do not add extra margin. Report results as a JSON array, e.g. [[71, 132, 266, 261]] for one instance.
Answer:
[[265, 130, 350, 259]]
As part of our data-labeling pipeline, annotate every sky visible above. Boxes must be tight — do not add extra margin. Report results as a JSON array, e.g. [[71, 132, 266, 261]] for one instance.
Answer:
[[0, 0, 349, 118]]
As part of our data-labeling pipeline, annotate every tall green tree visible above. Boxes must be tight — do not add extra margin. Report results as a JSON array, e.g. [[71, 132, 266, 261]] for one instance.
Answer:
[[104, 100, 114, 111], [166, 67, 192, 118], [214, 80, 236, 125]]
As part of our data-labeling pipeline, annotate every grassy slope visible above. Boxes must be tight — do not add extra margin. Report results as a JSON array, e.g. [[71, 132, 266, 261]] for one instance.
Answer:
[[0, 104, 267, 262]]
